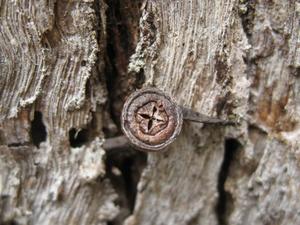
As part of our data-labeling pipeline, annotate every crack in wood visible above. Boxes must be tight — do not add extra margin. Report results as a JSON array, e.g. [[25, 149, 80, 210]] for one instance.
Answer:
[[216, 138, 241, 225], [99, 0, 147, 223]]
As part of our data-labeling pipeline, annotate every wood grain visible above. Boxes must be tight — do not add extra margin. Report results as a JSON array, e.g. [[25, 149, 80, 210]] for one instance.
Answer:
[[0, 0, 299, 224]]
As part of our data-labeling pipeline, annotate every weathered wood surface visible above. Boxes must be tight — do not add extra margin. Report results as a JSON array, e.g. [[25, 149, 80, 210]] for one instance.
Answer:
[[0, 0, 299, 225]]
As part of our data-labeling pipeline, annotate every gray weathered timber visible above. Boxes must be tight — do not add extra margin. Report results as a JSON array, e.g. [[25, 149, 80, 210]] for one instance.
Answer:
[[0, 0, 300, 225], [0, 1, 119, 224], [126, 1, 300, 225]]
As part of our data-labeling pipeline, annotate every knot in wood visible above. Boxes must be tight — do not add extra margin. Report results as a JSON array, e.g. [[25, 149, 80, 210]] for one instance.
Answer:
[[121, 88, 183, 152]]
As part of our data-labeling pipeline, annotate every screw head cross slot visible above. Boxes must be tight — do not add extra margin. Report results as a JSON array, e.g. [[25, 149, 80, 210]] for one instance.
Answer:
[[121, 88, 183, 152], [136, 101, 168, 135]]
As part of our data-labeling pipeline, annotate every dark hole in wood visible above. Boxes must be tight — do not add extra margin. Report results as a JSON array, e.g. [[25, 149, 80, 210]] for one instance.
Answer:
[[30, 111, 47, 148], [81, 60, 87, 66], [216, 138, 241, 225], [69, 128, 89, 148]]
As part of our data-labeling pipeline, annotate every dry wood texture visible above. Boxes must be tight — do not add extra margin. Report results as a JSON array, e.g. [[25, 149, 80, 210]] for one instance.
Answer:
[[0, 0, 299, 225]]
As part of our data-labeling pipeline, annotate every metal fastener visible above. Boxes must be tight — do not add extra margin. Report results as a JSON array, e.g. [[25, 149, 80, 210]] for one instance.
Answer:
[[119, 87, 237, 152]]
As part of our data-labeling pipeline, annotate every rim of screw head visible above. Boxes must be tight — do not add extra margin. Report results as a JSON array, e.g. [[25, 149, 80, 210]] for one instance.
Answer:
[[121, 87, 183, 152]]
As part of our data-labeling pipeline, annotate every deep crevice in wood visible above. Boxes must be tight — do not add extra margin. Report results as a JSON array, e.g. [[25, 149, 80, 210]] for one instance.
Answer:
[[105, 150, 147, 224], [104, 0, 144, 127], [216, 138, 241, 225], [101, 0, 147, 223]]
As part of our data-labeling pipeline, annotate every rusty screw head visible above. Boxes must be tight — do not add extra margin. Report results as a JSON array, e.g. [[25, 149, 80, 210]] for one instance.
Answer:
[[121, 88, 183, 152]]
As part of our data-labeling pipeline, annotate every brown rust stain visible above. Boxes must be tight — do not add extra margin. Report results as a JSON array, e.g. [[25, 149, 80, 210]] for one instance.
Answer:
[[257, 86, 296, 132]]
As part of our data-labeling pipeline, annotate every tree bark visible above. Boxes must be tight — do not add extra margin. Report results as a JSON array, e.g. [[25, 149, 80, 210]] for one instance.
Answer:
[[0, 0, 299, 225]]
